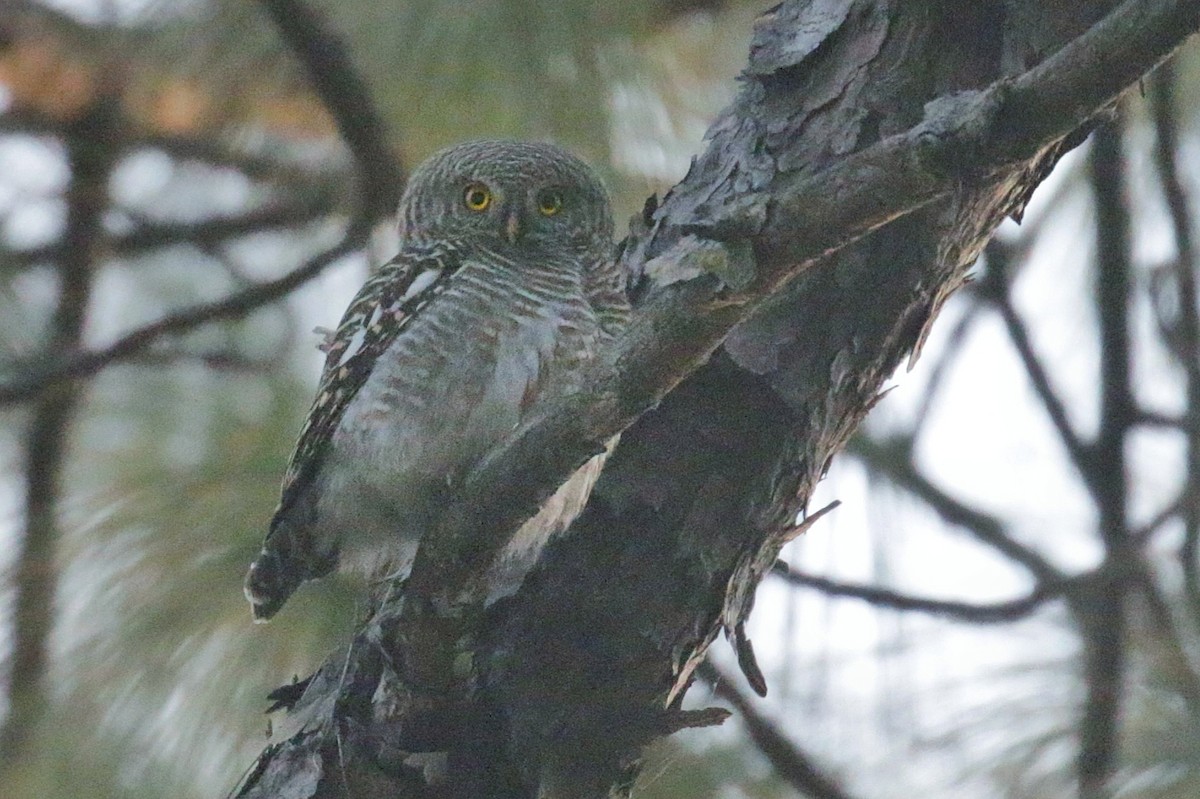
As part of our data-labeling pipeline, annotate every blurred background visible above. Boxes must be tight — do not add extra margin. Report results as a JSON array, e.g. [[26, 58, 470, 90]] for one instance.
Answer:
[[1, 1, 1199, 797]]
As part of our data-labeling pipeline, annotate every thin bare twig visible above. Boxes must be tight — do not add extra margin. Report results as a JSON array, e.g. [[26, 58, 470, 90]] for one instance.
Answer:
[[775, 565, 1062, 624], [1135, 408, 1184, 429], [0, 0, 400, 398], [122, 348, 274, 373], [909, 302, 983, 442], [0, 108, 340, 188], [699, 661, 860, 799]]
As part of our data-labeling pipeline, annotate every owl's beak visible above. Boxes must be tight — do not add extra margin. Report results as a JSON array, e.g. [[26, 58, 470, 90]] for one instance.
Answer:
[[504, 209, 522, 244]]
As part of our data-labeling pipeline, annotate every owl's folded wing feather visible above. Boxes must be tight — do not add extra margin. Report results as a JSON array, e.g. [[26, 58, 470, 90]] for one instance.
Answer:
[[246, 242, 464, 620], [275, 241, 463, 522]]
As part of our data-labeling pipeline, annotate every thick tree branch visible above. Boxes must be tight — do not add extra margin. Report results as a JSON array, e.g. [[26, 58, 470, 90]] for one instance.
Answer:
[[407, 0, 1194, 617], [676, 0, 1196, 263]]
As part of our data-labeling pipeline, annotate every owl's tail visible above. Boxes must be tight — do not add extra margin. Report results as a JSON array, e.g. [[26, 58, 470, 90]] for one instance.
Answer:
[[244, 517, 337, 622]]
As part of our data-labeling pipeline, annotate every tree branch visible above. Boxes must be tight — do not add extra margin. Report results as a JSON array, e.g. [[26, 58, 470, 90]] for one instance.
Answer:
[[0, 1, 397, 399], [699, 661, 859, 799], [417, 0, 1192, 612], [978, 240, 1097, 484], [1077, 117, 1132, 799], [0, 218, 369, 405], [909, 303, 983, 442], [0, 108, 342, 188], [0, 97, 115, 777], [1127, 561, 1200, 716], [386, 0, 1197, 764], [775, 565, 1062, 624], [849, 435, 1064, 583], [4, 196, 338, 269], [255, 0, 404, 221], [672, 0, 1196, 265], [1150, 61, 1200, 617]]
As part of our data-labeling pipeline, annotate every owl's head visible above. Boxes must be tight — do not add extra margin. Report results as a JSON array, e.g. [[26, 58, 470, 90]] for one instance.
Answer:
[[397, 140, 613, 254]]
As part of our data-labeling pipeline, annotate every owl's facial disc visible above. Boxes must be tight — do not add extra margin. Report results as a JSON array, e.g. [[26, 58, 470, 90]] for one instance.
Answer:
[[397, 140, 613, 250]]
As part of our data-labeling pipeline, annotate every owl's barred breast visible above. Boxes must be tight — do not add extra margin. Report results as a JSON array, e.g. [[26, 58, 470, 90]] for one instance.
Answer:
[[316, 250, 603, 579]]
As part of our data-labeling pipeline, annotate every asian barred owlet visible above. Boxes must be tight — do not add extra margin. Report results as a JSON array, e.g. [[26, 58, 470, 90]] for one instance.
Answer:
[[244, 140, 628, 620]]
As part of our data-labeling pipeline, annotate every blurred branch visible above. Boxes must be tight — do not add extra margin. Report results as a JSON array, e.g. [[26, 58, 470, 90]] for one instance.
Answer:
[[1135, 408, 1184, 429], [0, 108, 61, 137], [775, 564, 1062, 624], [850, 435, 1064, 583], [3, 196, 338, 270], [1128, 563, 1200, 715], [978, 240, 1096, 486], [0, 216, 369, 405], [0, 109, 342, 188], [122, 347, 274, 373], [699, 661, 859, 799], [0, 98, 115, 777], [909, 302, 982, 443], [256, 0, 404, 221], [1134, 490, 1184, 543], [1150, 61, 1200, 617], [1077, 118, 1133, 799], [136, 131, 346, 187]]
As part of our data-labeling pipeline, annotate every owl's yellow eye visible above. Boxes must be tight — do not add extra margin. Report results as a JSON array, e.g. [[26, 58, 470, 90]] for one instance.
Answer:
[[464, 184, 492, 212], [537, 190, 564, 217]]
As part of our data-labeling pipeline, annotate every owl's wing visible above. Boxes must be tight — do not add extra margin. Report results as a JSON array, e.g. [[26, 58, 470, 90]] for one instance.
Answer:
[[274, 241, 462, 517]]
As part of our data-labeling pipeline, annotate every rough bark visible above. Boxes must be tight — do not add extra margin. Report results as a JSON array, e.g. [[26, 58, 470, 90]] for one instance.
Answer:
[[234, 1, 1199, 797]]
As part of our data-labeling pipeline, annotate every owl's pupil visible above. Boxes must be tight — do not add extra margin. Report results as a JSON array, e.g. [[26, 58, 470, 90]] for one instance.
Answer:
[[464, 185, 491, 211], [538, 192, 563, 216]]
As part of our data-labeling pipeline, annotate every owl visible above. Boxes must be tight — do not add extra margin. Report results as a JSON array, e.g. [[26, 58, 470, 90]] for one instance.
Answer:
[[244, 140, 628, 620]]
